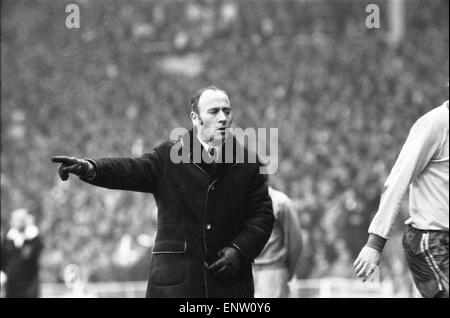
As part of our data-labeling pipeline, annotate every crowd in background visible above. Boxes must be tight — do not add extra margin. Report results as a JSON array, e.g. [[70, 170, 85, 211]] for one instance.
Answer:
[[1, 0, 448, 295]]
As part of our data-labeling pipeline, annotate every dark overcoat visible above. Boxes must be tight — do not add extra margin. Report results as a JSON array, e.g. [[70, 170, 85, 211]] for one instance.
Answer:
[[1, 228, 43, 298], [83, 129, 274, 297]]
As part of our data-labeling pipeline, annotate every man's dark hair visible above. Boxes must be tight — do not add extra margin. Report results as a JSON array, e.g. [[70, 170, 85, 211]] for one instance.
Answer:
[[190, 86, 227, 114]]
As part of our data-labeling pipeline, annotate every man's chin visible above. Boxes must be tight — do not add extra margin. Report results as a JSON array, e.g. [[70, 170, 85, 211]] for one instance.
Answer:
[[219, 130, 231, 138], [211, 134, 227, 145]]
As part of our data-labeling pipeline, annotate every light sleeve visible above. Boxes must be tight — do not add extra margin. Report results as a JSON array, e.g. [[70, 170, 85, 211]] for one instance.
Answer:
[[368, 114, 442, 239]]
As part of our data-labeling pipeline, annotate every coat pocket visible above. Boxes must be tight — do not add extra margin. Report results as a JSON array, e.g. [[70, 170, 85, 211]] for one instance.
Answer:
[[152, 240, 187, 254], [150, 240, 187, 286]]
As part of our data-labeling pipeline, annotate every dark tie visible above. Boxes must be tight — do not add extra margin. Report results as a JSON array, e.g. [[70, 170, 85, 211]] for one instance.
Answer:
[[209, 147, 216, 161]]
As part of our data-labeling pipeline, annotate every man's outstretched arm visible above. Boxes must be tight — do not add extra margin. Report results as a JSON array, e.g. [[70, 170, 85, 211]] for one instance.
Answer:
[[51, 144, 166, 193]]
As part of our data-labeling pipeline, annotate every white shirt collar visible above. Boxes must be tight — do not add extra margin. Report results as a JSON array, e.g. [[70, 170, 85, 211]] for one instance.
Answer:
[[6, 225, 39, 248], [196, 134, 220, 158]]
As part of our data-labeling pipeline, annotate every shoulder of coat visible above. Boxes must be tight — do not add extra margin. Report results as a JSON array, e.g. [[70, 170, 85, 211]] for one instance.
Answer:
[[157, 139, 180, 151]]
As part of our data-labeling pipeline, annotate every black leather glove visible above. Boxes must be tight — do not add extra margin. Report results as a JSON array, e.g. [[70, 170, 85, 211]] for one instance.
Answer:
[[207, 246, 243, 280], [51, 156, 95, 181]]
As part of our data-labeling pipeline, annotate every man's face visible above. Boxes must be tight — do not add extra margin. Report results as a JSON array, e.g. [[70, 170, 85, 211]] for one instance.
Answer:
[[192, 89, 233, 145], [10, 209, 28, 232]]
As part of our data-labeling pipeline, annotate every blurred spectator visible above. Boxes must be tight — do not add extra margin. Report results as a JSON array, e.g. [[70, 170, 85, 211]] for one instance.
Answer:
[[253, 186, 303, 297], [1, 208, 43, 298]]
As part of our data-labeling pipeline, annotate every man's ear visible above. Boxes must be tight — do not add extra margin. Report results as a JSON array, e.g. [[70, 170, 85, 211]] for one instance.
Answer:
[[191, 111, 204, 125], [190, 111, 198, 124]]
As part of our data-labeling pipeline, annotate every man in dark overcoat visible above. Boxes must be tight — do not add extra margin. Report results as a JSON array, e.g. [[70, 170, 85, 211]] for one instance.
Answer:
[[52, 86, 274, 297], [1, 208, 43, 298]]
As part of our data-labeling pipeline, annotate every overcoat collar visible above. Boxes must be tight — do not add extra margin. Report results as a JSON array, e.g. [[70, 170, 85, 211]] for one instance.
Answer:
[[179, 128, 243, 180]]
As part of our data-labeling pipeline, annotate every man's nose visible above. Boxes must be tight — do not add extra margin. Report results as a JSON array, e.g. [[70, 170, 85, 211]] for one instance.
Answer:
[[217, 111, 227, 123]]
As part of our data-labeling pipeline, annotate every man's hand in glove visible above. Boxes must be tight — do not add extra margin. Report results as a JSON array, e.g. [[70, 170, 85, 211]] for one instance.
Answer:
[[51, 156, 95, 181], [207, 246, 243, 280]]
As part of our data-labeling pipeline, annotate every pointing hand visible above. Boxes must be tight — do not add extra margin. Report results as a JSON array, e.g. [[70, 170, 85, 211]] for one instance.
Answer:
[[51, 156, 94, 181]]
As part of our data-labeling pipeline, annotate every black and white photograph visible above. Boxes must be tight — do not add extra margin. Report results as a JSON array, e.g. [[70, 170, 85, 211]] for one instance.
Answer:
[[1, 0, 448, 303]]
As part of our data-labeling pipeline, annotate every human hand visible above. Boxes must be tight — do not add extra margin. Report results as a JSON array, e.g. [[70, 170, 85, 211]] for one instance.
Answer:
[[207, 247, 243, 280], [353, 246, 381, 282], [51, 156, 94, 181]]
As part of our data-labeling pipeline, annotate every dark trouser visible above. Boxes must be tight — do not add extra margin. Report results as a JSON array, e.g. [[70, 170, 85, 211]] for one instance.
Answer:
[[402, 225, 449, 298]]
